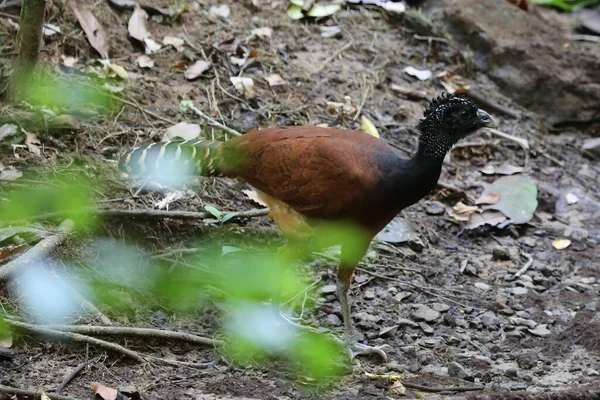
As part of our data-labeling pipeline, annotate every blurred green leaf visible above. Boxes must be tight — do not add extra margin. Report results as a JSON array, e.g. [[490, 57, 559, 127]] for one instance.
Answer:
[[529, 0, 600, 11], [220, 212, 239, 224], [204, 205, 221, 219], [0, 317, 12, 348]]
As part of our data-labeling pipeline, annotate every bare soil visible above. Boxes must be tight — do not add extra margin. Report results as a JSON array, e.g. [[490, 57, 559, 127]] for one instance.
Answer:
[[0, 1, 599, 399]]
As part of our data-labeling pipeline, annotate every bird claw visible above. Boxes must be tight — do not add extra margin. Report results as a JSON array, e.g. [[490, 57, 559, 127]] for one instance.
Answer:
[[347, 342, 389, 363]]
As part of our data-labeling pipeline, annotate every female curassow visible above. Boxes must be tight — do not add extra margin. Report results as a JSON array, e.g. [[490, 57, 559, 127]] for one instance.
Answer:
[[119, 94, 496, 361]]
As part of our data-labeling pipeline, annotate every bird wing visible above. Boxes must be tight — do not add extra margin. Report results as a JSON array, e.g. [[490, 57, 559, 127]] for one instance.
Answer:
[[222, 127, 396, 220]]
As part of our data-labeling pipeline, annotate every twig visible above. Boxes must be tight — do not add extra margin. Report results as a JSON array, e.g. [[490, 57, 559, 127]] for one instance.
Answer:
[[0, 219, 74, 282], [0, 0, 21, 9], [187, 103, 242, 136], [0, 385, 81, 400], [484, 128, 529, 150], [402, 381, 484, 393], [33, 207, 269, 222], [55, 356, 101, 395], [513, 252, 533, 279], [466, 90, 521, 119], [313, 40, 354, 73], [5, 319, 145, 363], [39, 324, 223, 347]]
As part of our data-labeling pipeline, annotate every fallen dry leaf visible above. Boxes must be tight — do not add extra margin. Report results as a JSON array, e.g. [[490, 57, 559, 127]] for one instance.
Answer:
[[390, 84, 427, 99], [162, 122, 201, 141], [108, 63, 128, 79], [448, 201, 479, 221], [61, 55, 77, 67], [320, 26, 341, 38], [389, 381, 406, 395], [361, 116, 380, 138], [210, 4, 230, 19], [404, 66, 432, 81], [143, 38, 162, 54], [128, 4, 150, 42], [91, 382, 118, 400], [251, 27, 273, 38], [70, 1, 109, 58], [475, 193, 501, 205], [230, 76, 255, 98], [136, 55, 154, 68], [552, 238, 571, 250], [185, 60, 211, 80], [163, 35, 185, 52], [243, 189, 269, 207], [24, 131, 41, 156], [466, 210, 507, 230], [43, 23, 61, 37], [265, 73, 286, 87]]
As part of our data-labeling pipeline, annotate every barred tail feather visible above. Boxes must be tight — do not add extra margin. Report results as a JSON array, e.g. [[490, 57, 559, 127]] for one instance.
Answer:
[[118, 139, 223, 180]]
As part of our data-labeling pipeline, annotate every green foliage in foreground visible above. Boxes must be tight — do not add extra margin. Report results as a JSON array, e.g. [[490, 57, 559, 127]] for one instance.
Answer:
[[529, 0, 600, 11]]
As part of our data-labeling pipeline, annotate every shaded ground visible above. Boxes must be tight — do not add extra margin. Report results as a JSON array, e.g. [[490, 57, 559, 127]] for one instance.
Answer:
[[1, 1, 599, 399]]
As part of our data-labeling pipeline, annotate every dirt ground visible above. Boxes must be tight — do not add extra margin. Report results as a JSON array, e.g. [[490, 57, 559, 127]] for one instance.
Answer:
[[1, 0, 599, 399]]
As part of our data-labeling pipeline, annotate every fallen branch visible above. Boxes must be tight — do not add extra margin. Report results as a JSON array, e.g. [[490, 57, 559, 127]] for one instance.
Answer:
[[402, 381, 484, 393], [0, 219, 74, 282], [466, 90, 521, 119], [0, 385, 81, 400], [34, 208, 268, 222], [56, 356, 101, 395], [513, 252, 534, 279], [6, 319, 145, 363], [39, 324, 223, 347], [187, 103, 242, 137], [484, 128, 530, 150]]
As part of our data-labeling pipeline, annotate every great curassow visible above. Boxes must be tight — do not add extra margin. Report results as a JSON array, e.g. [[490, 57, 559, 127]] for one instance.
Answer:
[[119, 94, 497, 361]]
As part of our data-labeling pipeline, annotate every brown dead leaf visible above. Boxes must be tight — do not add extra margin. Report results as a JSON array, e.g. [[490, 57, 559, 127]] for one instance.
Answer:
[[466, 210, 507, 230], [128, 4, 150, 42], [91, 382, 118, 400], [24, 131, 41, 156], [70, 1, 109, 58], [448, 201, 479, 221], [390, 84, 427, 99], [265, 73, 286, 87], [185, 60, 211, 80], [242, 189, 269, 207], [475, 193, 501, 205]]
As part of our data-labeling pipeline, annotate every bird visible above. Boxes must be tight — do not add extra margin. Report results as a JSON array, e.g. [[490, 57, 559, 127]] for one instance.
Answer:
[[118, 93, 497, 362]]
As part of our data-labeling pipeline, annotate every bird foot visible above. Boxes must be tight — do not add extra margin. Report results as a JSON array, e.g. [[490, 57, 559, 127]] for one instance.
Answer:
[[348, 341, 389, 362]]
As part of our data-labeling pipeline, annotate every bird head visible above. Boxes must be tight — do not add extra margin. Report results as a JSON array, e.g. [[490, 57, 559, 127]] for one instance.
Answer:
[[418, 93, 497, 159]]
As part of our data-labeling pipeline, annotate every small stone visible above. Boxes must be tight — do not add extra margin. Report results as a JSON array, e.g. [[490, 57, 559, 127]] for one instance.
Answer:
[[426, 201, 445, 215], [431, 303, 450, 312], [499, 307, 514, 316], [474, 282, 491, 291], [448, 361, 473, 381], [379, 325, 399, 338], [519, 237, 537, 247], [528, 324, 551, 337], [419, 322, 434, 334], [587, 368, 599, 376], [455, 318, 469, 328], [517, 352, 538, 369], [326, 314, 342, 326], [504, 367, 518, 378], [397, 317, 419, 327], [584, 302, 597, 311], [500, 382, 528, 391], [412, 305, 441, 322], [492, 247, 511, 261], [395, 291, 412, 302], [320, 284, 337, 294], [512, 287, 528, 295], [481, 311, 502, 330], [363, 288, 375, 300], [119, 385, 141, 400]]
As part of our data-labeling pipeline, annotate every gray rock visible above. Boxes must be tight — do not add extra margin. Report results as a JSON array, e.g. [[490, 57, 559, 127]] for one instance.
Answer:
[[481, 311, 502, 330], [517, 352, 538, 369], [412, 305, 441, 322], [500, 382, 529, 391], [528, 324, 551, 337], [505, 367, 518, 378], [583, 138, 600, 158], [326, 314, 342, 326], [585, 301, 598, 311], [431, 303, 450, 312], [419, 322, 434, 334], [398, 317, 419, 327], [426, 201, 445, 215], [492, 247, 511, 261], [474, 282, 491, 291], [512, 287, 528, 295], [448, 361, 473, 381], [319, 284, 337, 294], [587, 368, 599, 376], [363, 288, 375, 300]]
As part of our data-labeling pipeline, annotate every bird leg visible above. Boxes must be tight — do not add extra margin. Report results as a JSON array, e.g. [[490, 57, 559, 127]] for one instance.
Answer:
[[336, 265, 388, 362]]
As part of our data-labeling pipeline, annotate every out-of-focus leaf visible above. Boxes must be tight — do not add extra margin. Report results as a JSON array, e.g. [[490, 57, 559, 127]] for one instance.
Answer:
[[128, 4, 150, 42], [287, 1, 342, 19], [0, 224, 50, 244], [230, 77, 255, 98], [108, 63, 128, 79], [361, 116, 380, 138], [529, 0, 599, 11], [475, 193, 500, 205], [70, 1, 109, 58], [204, 205, 221, 219], [448, 202, 479, 221], [210, 4, 231, 19], [478, 176, 538, 225], [552, 238, 571, 250], [185, 60, 212, 80], [0, 318, 12, 348], [163, 36, 185, 52], [162, 122, 201, 141], [91, 382, 118, 400]]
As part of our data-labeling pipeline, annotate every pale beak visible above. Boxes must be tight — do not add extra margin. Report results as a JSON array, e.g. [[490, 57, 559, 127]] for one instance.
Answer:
[[477, 109, 498, 129]]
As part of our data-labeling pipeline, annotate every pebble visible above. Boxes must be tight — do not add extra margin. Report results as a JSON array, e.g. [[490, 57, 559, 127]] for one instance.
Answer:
[[431, 303, 450, 312], [517, 352, 538, 369], [326, 314, 342, 326], [585, 302, 598, 311], [528, 324, 551, 337], [481, 311, 502, 330], [500, 382, 528, 391], [448, 361, 473, 381], [419, 322, 434, 334], [412, 305, 441, 322], [320, 284, 337, 294], [520, 237, 537, 247], [397, 317, 419, 327], [587, 368, 599, 376], [505, 367, 518, 378], [379, 325, 399, 338], [492, 247, 511, 261], [363, 288, 375, 300], [512, 287, 529, 295], [426, 201, 445, 215], [475, 282, 491, 291]]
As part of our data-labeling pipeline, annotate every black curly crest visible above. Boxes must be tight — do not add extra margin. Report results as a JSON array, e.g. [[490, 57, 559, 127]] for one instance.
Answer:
[[423, 92, 455, 118]]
